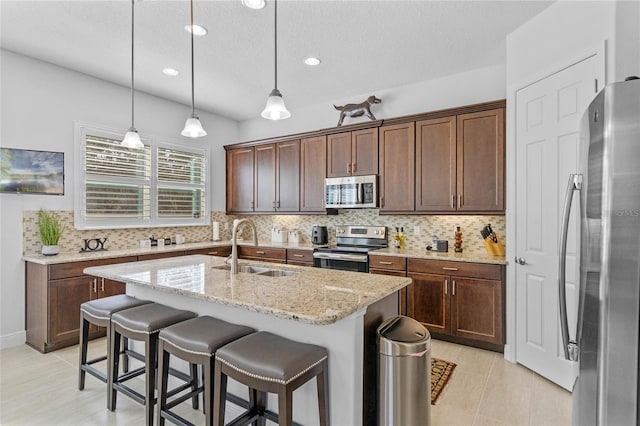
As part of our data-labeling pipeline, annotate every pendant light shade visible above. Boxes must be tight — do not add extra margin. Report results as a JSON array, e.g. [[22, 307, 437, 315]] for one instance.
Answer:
[[182, 0, 207, 138], [261, 0, 290, 120], [121, 0, 144, 149], [261, 89, 291, 120]]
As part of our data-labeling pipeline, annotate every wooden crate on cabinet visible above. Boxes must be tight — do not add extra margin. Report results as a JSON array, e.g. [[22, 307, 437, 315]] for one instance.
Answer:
[[406, 258, 504, 350], [369, 255, 408, 315], [327, 128, 378, 177], [25, 256, 136, 353]]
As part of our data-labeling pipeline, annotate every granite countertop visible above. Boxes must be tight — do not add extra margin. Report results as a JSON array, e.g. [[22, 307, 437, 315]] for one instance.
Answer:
[[23, 240, 322, 265], [370, 247, 507, 265], [84, 255, 411, 325]]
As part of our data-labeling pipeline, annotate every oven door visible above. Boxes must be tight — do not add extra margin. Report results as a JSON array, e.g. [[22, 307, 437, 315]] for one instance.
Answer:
[[313, 252, 369, 273]]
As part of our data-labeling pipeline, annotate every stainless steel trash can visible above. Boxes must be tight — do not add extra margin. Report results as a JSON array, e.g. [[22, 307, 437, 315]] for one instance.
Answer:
[[378, 315, 431, 426]]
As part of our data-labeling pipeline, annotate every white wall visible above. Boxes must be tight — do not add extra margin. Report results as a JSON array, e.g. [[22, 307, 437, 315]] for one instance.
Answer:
[[238, 64, 506, 142], [0, 50, 239, 348], [504, 0, 639, 362]]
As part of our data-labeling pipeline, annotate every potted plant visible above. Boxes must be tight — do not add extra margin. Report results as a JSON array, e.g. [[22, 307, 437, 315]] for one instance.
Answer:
[[38, 209, 63, 255]]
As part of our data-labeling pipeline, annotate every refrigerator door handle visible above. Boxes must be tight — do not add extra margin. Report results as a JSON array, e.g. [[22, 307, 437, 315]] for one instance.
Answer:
[[558, 173, 582, 361]]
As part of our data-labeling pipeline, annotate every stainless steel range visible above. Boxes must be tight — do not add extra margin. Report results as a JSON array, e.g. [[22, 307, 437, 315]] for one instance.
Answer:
[[313, 225, 387, 273]]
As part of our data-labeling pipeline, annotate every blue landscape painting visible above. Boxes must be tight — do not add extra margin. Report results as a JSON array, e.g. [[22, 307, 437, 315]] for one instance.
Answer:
[[0, 148, 64, 195]]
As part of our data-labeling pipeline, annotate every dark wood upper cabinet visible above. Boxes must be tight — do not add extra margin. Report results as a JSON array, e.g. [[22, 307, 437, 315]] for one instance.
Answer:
[[254, 144, 277, 212], [275, 140, 300, 212], [415, 117, 457, 212], [327, 128, 378, 177], [300, 136, 327, 212], [379, 122, 415, 212], [226, 147, 255, 212], [456, 108, 505, 212]]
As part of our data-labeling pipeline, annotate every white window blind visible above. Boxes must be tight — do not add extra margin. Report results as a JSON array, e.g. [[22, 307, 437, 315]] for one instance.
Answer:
[[75, 123, 210, 230]]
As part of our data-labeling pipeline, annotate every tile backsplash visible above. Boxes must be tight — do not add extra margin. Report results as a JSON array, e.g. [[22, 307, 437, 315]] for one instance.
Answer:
[[24, 210, 505, 255]]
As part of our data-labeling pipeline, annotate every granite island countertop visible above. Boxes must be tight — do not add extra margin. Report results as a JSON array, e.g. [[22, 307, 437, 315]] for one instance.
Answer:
[[370, 247, 507, 265], [22, 240, 323, 265], [84, 255, 411, 325]]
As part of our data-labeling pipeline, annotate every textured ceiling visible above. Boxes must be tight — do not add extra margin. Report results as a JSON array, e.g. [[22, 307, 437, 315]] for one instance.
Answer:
[[1, 0, 553, 121]]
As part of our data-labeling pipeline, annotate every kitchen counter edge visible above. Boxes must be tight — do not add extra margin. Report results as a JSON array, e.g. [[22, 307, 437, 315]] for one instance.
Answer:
[[370, 247, 507, 265]]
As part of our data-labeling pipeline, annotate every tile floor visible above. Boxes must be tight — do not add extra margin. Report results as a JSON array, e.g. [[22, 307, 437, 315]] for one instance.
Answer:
[[0, 338, 571, 425]]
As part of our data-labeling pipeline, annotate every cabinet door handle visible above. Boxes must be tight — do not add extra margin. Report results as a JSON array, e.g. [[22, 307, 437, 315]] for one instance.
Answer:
[[352, 163, 357, 173], [250, 201, 254, 209], [92, 278, 97, 294], [458, 194, 462, 208], [379, 261, 393, 265], [256, 251, 266, 255], [444, 279, 448, 295], [101, 278, 105, 292], [452, 279, 456, 296], [293, 254, 304, 258], [442, 267, 458, 271], [380, 196, 385, 208], [208, 251, 219, 255], [277, 201, 280, 209], [451, 194, 455, 209]]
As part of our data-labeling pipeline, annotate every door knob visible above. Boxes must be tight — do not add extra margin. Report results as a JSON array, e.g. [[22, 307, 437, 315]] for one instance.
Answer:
[[515, 256, 527, 265]]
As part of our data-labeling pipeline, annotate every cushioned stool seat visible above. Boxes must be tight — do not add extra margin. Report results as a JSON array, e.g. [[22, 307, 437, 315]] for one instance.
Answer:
[[79, 295, 152, 390], [157, 316, 255, 426], [109, 303, 197, 426], [213, 331, 329, 426]]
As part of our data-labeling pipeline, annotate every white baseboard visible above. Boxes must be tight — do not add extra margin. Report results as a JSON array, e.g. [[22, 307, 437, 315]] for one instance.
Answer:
[[503, 343, 515, 363], [0, 331, 26, 350]]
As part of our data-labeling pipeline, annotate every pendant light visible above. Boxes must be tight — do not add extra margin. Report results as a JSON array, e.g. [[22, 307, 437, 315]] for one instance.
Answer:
[[121, 0, 144, 149], [261, 0, 290, 120], [182, 0, 207, 138]]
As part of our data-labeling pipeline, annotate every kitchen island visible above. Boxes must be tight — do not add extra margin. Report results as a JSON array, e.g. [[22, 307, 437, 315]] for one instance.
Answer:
[[84, 254, 411, 426]]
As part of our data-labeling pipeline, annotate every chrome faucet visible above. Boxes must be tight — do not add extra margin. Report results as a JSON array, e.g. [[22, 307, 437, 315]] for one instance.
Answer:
[[228, 218, 258, 274]]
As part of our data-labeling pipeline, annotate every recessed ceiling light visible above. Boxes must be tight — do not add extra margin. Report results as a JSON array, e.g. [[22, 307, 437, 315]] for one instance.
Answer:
[[304, 57, 321, 66], [162, 68, 179, 76], [241, 0, 266, 10], [184, 24, 208, 36]]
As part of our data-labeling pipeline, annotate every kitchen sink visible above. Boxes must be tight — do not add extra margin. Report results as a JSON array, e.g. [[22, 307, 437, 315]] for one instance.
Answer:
[[212, 264, 297, 277], [255, 269, 298, 277], [212, 264, 270, 274]]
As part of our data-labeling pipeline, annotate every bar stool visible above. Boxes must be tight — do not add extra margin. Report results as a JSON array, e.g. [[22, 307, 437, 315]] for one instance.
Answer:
[[109, 303, 197, 426], [156, 316, 255, 426], [78, 294, 152, 390], [213, 331, 329, 426]]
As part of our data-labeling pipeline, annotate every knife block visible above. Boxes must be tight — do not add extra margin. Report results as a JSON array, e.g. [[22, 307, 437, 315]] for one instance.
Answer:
[[483, 235, 505, 256]]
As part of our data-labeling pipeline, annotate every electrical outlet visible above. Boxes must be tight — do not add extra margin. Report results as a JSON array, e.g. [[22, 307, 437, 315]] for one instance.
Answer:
[[224, 222, 229, 231], [413, 226, 420, 236]]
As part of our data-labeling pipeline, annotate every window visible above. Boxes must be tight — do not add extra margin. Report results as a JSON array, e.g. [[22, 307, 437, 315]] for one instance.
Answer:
[[75, 123, 209, 229]]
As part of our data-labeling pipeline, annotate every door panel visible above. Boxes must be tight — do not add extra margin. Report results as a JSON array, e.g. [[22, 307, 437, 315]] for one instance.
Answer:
[[300, 136, 327, 212], [351, 128, 378, 175], [379, 122, 415, 211], [515, 54, 602, 389], [451, 277, 502, 344], [407, 272, 449, 334], [327, 132, 351, 177], [415, 117, 457, 212], [255, 144, 276, 212], [226, 148, 254, 212], [49, 277, 92, 344], [276, 140, 300, 211]]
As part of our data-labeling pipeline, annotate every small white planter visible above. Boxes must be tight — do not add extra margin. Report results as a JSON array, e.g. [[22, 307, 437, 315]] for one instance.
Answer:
[[41, 245, 60, 256]]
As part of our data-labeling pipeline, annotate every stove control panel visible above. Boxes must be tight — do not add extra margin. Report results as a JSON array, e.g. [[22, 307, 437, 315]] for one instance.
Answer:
[[335, 225, 386, 240]]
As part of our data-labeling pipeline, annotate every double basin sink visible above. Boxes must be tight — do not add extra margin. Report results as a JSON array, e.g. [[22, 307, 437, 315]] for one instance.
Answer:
[[213, 264, 298, 277]]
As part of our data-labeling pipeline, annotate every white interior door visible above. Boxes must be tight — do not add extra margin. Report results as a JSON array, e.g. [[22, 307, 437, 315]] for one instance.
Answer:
[[515, 54, 602, 390]]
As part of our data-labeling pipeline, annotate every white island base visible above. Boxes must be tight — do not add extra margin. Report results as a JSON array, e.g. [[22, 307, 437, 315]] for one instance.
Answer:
[[127, 284, 397, 426]]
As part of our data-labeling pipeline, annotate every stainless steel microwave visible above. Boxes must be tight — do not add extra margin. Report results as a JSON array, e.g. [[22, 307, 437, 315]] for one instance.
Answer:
[[324, 175, 377, 208]]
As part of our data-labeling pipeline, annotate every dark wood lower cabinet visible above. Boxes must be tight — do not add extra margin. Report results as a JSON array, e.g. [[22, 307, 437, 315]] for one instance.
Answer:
[[26, 256, 136, 353], [407, 258, 504, 350]]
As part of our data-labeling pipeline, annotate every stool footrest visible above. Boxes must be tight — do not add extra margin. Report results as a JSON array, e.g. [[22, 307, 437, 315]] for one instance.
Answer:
[[159, 409, 196, 426], [113, 382, 148, 405], [224, 393, 303, 426], [165, 386, 203, 410], [85, 354, 108, 366], [116, 366, 146, 383], [165, 382, 194, 400], [81, 364, 107, 383]]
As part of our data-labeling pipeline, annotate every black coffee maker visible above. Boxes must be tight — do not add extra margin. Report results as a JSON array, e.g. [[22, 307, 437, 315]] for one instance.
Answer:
[[312, 225, 328, 244]]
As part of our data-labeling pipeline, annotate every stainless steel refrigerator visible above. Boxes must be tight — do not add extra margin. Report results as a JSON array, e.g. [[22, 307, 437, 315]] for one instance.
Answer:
[[559, 77, 640, 425]]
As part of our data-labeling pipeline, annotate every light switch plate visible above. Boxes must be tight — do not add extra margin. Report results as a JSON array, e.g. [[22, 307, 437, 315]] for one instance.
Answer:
[[413, 226, 420, 236]]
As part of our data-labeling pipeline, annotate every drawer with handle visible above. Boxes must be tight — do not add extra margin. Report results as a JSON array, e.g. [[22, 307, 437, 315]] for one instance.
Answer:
[[286, 249, 313, 264], [238, 246, 286, 262], [369, 255, 407, 272], [407, 258, 501, 280]]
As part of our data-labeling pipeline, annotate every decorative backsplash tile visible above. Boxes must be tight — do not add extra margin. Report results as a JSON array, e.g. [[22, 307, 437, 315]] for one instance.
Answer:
[[24, 210, 504, 255]]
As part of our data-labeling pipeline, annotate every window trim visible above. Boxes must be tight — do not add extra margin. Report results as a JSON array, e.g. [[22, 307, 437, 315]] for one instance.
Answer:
[[74, 121, 210, 230]]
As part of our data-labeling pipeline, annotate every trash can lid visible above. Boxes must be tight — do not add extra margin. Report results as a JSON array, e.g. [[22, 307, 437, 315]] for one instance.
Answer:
[[377, 316, 431, 356], [378, 316, 428, 342]]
